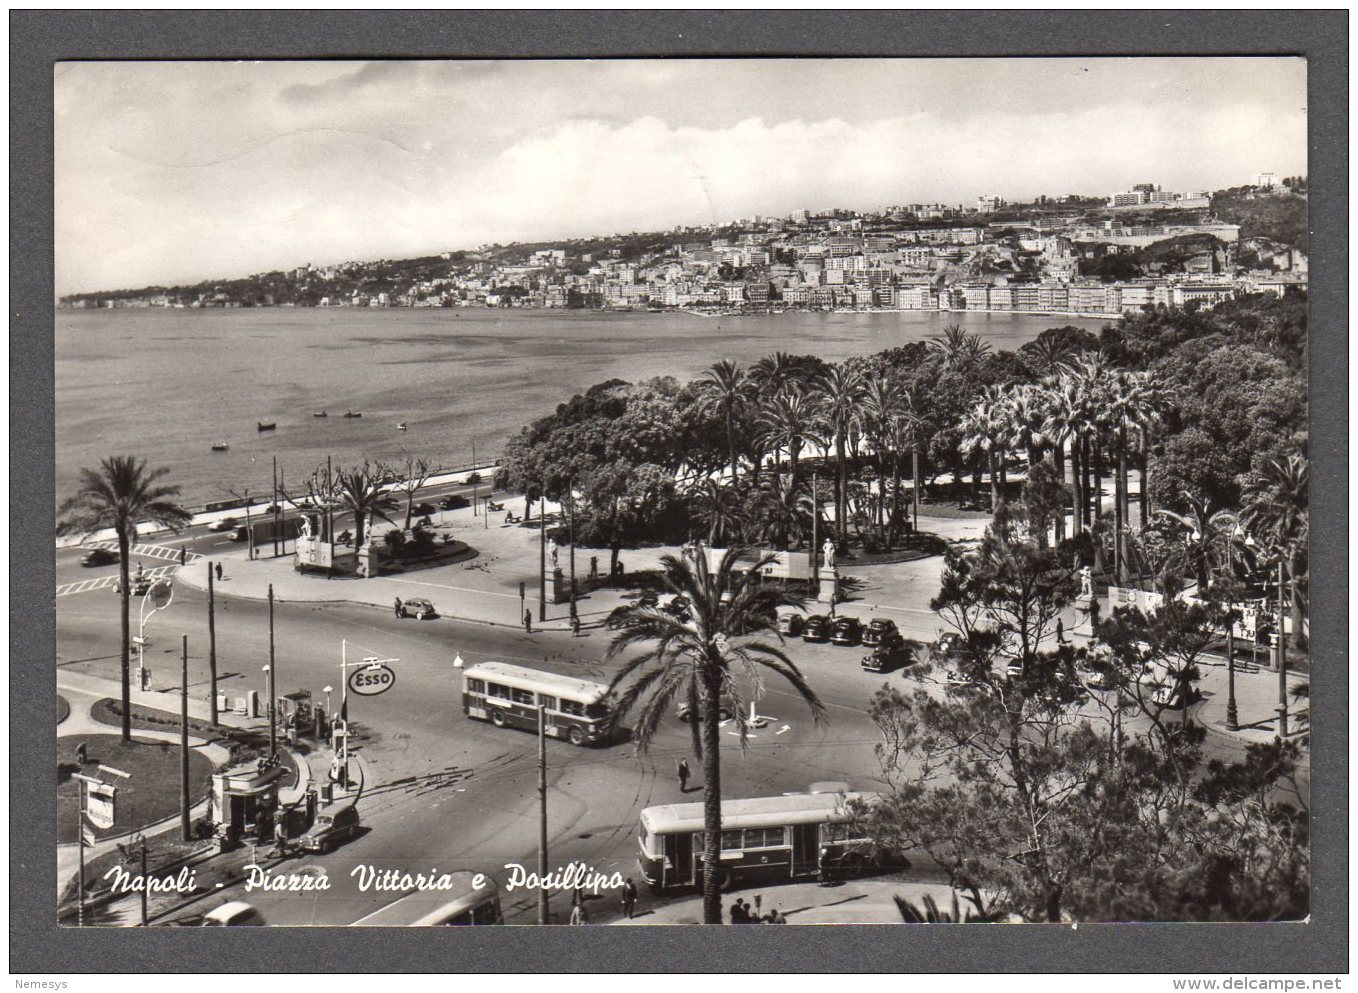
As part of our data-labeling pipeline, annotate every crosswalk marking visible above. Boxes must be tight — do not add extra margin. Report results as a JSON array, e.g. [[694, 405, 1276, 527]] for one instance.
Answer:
[[82, 540, 203, 564], [56, 564, 178, 598]]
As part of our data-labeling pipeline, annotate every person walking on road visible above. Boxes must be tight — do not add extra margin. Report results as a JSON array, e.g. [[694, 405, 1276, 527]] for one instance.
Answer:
[[524, 609, 533, 635], [729, 899, 746, 925], [589, 556, 599, 580], [394, 597, 403, 618], [676, 757, 690, 792], [1056, 617, 1066, 644], [179, 546, 187, 566], [570, 602, 581, 637], [620, 877, 637, 919], [215, 561, 223, 582]]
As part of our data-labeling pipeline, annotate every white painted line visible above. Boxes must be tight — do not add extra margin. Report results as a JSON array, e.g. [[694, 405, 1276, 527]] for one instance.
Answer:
[[776, 725, 791, 735]]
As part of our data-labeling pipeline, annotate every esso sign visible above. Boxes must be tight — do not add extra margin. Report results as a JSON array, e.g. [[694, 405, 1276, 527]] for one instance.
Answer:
[[348, 664, 396, 696]]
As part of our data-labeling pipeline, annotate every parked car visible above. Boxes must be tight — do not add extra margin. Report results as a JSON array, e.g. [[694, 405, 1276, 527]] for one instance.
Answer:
[[1005, 657, 1026, 680], [206, 517, 237, 533], [801, 615, 831, 642], [861, 617, 899, 647], [1152, 682, 1202, 710], [397, 597, 436, 620], [945, 669, 976, 688], [231, 525, 252, 542], [861, 635, 909, 673], [412, 502, 436, 516], [200, 902, 265, 927], [440, 494, 470, 510], [80, 547, 119, 567], [830, 616, 863, 647], [776, 612, 805, 636], [298, 804, 360, 853]]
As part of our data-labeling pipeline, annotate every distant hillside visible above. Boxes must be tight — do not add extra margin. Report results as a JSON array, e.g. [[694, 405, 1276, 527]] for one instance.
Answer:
[[1211, 187, 1308, 252]]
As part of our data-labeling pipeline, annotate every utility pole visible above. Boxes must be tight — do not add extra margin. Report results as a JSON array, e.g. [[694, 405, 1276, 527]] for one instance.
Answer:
[[537, 704, 549, 926], [207, 563, 218, 725], [912, 448, 920, 533], [272, 456, 280, 558], [326, 455, 334, 542], [539, 494, 547, 622], [1276, 559, 1288, 737], [181, 635, 191, 841], [567, 478, 576, 604], [76, 778, 86, 926], [810, 474, 819, 596], [268, 583, 277, 756]]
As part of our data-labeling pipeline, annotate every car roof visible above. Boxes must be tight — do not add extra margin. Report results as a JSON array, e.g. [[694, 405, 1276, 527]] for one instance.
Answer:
[[206, 901, 255, 918]]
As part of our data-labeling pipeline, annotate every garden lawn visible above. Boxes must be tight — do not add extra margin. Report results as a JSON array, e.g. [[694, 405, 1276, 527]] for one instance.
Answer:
[[57, 735, 213, 844]]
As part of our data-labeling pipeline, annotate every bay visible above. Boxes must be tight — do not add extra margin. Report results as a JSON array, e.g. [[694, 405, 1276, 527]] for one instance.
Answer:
[[55, 307, 1106, 509]]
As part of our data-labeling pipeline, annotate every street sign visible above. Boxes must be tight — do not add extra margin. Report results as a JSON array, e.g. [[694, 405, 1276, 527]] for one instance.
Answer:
[[86, 781, 117, 829], [348, 663, 396, 697]]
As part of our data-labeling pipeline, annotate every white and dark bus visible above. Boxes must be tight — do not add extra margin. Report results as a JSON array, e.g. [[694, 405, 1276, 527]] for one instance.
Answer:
[[461, 661, 614, 746], [348, 872, 502, 926], [636, 791, 888, 891]]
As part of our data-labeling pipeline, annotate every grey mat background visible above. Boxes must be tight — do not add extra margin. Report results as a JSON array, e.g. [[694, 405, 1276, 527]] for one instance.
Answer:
[[10, 10, 1348, 975]]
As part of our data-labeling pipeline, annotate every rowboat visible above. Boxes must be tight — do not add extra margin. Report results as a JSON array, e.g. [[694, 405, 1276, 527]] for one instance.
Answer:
[[257, 422, 276, 432], [313, 410, 328, 418], [211, 442, 230, 452], [397, 421, 407, 432], [343, 411, 362, 419]]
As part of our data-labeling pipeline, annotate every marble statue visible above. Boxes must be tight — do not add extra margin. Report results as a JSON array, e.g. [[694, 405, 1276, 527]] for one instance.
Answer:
[[1079, 565, 1093, 599], [822, 537, 836, 571]]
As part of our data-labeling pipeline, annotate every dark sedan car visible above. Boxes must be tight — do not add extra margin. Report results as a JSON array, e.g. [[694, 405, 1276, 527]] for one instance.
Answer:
[[801, 614, 831, 643], [80, 547, 119, 567], [861, 634, 909, 673], [861, 617, 899, 647], [412, 502, 437, 517], [440, 494, 470, 510], [830, 616, 863, 647]]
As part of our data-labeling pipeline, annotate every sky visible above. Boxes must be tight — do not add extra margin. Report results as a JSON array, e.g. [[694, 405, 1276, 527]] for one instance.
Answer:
[[54, 57, 1308, 295]]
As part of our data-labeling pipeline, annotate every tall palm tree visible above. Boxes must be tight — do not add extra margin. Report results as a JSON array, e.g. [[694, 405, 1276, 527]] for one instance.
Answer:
[[1156, 494, 1239, 591], [332, 462, 400, 548], [749, 351, 799, 395], [752, 473, 814, 549], [860, 376, 907, 528], [812, 364, 866, 546], [1242, 453, 1309, 647], [606, 547, 825, 924], [959, 386, 1012, 508], [57, 456, 192, 741], [756, 389, 823, 485], [695, 360, 749, 486], [1023, 334, 1082, 381], [928, 324, 992, 375]]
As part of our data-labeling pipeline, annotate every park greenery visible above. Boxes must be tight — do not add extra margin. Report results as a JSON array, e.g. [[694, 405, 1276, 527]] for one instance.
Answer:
[[498, 290, 1308, 645], [857, 500, 1308, 923]]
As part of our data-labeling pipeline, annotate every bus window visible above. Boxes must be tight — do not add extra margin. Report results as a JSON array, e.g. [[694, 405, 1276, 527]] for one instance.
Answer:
[[720, 830, 743, 851], [488, 683, 511, 700], [466, 678, 485, 694], [559, 699, 584, 717], [584, 702, 609, 719], [538, 694, 557, 710], [742, 827, 787, 849], [511, 687, 535, 705], [822, 822, 863, 843]]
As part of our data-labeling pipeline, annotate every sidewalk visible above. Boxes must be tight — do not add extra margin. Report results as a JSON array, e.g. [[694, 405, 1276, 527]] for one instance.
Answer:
[[613, 877, 961, 925]]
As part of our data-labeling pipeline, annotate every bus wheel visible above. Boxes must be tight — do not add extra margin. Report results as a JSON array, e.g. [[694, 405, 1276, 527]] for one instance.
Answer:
[[491, 710, 507, 728], [568, 726, 585, 746]]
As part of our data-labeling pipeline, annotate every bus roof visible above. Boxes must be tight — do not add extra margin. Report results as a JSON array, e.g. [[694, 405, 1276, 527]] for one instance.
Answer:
[[641, 791, 878, 834], [463, 661, 609, 702], [347, 872, 496, 926]]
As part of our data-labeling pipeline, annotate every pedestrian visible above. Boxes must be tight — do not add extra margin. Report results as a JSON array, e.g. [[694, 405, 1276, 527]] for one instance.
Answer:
[[741, 900, 753, 923], [524, 609, 533, 635], [571, 613, 581, 638], [74, 741, 88, 765], [729, 899, 746, 925], [589, 556, 599, 580], [179, 546, 187, 566], [569, 901, 587, 926], [676, 757, 690, 792], [215, 561, 223, 582], [394, 596, 403, 618], [754, 894, 762, 917], [1056, 617, 1066, 644], [620, 877, 637, 919]]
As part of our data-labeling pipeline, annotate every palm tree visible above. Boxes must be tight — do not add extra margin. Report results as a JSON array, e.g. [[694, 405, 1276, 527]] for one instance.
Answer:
[[693, 478, 744, 546], [332, 462, 400, 548], [1023, 334, 1082, 381], [928, 324, 992, 375], [694, 360, 748, 485], [751, 473, 814, 549], [1242, 453, 1309, 647], [1156, 494, 1240, 591], [606, 547, 826, 924], [756, 389, 823, 486], [860, 376, 907, 530], [749, 351, 799, 395], [959, 386, 1012, 508], [57, 456, 192, 741], [812, 364, 865, 547]]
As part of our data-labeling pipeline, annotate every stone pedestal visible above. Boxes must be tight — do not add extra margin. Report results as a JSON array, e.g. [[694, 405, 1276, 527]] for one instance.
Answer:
[[817, 567, 840, 605], [1073, 594, 1096, 634], [551, 567, 568, 604]]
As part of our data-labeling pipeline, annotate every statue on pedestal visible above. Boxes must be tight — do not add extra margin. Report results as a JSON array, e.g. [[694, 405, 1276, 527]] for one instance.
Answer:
[[549, 540, 560, 570], [1079, 565, 1093, 600], [822, 537, 837, 571], [300, 516, 313, 540]]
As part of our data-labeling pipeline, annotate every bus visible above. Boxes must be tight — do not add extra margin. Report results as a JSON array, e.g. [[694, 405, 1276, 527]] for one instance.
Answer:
[[348, 872, 502, 926], [636, 790, 890, 892], [461, 661, 614, 746]]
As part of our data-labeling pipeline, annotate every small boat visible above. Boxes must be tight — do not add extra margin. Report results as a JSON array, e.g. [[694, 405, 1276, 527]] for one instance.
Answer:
[[257, 422, 276, 432], [313, 410, 328, 418], [343, 410, 362, 419], [211, 442, 230, 452], [396, 421, 407, 432]]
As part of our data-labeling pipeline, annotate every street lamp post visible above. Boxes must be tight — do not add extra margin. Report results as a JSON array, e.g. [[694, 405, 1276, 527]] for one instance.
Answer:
[[1225, 626, 1239, 731], [136, 577, 174, 690], [267, 583, 277, 756], [1275, 558, 1288, 738]]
